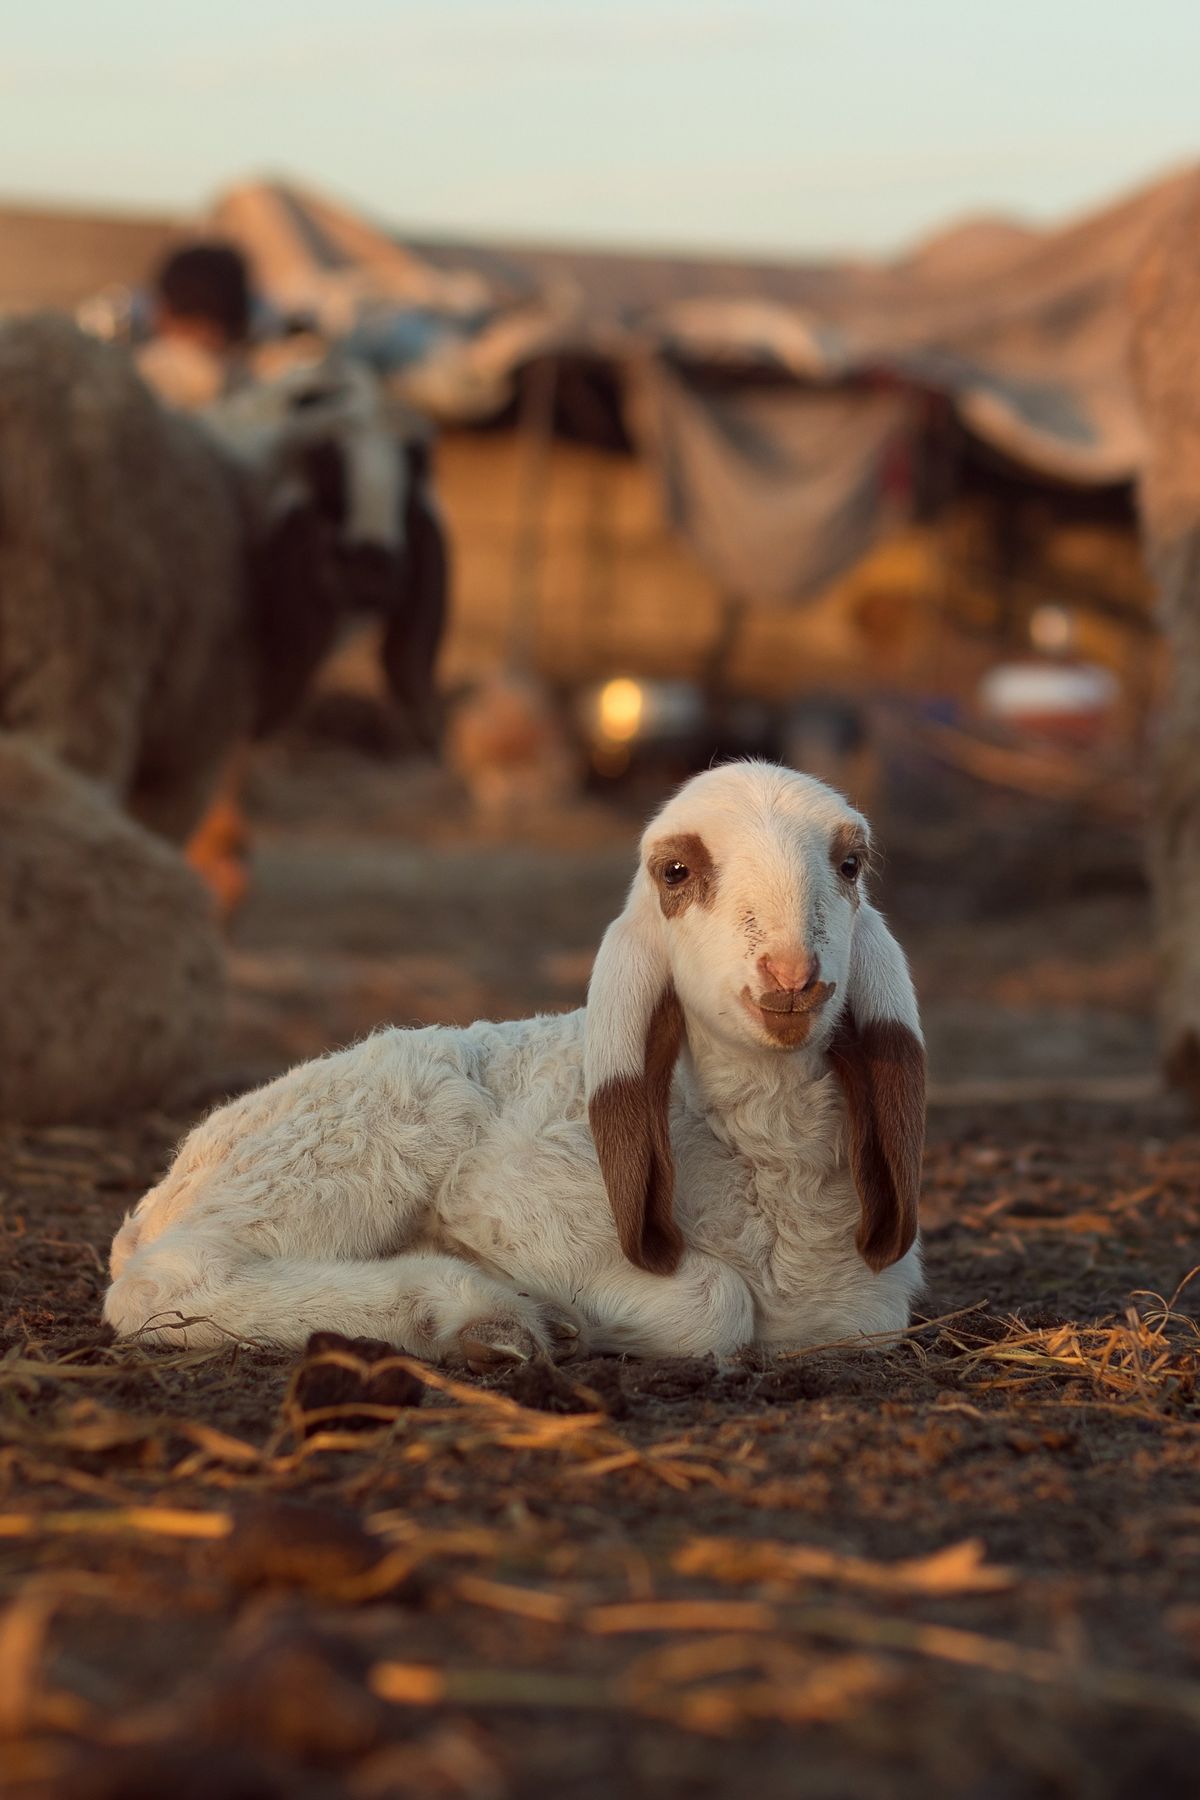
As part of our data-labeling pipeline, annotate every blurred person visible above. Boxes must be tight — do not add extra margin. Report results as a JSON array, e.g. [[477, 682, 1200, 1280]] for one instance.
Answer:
[[134, 248, 446, 919], [137, 240, 254, 411], [137, 242, 258, 912]]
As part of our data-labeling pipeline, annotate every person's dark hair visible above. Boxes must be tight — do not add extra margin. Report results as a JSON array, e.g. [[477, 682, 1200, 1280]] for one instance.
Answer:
[[154, 242, 252, 343]]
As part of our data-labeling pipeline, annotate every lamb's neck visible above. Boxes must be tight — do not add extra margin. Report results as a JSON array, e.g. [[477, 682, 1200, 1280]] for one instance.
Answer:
[[680, 1018, 842, 1168]]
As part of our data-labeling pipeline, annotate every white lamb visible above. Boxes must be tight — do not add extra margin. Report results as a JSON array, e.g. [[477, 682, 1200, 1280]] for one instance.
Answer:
[[104, 762, 926, 1364]]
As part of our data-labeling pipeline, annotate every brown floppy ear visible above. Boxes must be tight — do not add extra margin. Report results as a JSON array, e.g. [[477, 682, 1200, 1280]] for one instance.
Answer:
[[829, 1010, 925, 1270], [828, 903, 926, 1271], [584, 890, 685, 1275]]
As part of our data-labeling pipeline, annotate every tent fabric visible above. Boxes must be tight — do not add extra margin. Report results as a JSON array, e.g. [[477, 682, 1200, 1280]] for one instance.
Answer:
[[201, 172, 1196, 603], [6, 171, 1192, 491], [9, 171, 1193, 605], [204, 173, 1194, 490], [628, 361, 912, 602], [211, 183, 491, 326], [410, 169, 1198, 487]]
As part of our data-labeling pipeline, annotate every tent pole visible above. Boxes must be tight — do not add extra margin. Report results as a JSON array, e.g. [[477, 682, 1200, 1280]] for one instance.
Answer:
[[701, 593, 747, 744]]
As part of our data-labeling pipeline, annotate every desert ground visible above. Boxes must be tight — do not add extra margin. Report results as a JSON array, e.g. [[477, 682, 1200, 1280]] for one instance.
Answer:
[[3, 735, 1199, 1799]]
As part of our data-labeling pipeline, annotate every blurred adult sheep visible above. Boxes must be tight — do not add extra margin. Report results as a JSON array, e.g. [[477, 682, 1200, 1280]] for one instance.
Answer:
[[0, 314, 446, 1124]]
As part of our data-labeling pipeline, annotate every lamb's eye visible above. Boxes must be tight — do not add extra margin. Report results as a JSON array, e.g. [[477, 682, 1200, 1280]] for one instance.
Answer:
[[840, 854, 860, 881], [662, 861, 690, 887]]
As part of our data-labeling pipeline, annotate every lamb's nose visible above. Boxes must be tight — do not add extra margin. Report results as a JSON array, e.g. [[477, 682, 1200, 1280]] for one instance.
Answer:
[[758, 951, 820, 995]]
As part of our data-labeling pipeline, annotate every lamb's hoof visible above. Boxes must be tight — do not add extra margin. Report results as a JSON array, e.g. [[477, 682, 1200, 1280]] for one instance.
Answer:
[[457, 1317, 541, 1374], [456, 1301, 586, 1374], [539, 1302, 584, 1364]]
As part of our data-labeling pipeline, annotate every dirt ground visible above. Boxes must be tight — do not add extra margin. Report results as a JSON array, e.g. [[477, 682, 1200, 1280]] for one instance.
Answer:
[[4, 744, 1200, 1800]]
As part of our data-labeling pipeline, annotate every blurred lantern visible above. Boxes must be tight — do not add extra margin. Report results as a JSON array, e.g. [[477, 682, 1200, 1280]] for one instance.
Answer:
[[576, 677, 705, 777], [597, 677, 644, 745]]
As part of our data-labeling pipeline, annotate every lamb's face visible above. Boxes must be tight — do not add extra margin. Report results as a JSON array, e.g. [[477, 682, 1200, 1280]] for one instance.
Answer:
[[640, 762, 870, 1054], [586, 759, 922, 1277]]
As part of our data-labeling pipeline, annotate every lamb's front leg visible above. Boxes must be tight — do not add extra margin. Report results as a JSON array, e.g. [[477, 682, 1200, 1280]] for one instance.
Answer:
[[579, 1251, 755, 1358], [104, 1246, 585, 1372]]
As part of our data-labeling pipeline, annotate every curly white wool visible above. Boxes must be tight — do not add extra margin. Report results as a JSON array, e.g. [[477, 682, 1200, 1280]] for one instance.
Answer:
[[105, 761, 926, 1363]]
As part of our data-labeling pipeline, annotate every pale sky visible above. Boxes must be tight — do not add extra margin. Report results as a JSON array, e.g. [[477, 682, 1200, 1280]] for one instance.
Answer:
[[3, 0, 1197, 257]]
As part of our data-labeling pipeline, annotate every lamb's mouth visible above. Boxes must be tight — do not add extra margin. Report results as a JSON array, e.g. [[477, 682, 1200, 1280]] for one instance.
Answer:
[[739, 980, 837, 1047]]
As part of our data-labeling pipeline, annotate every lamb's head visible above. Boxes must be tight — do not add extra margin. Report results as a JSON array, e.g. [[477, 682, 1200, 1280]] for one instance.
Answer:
[[585, 761, 925, 1279]]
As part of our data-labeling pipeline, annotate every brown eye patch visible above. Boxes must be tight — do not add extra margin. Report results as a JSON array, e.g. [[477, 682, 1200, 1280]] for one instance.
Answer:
[[646, 832, 717, 918], [831, 822, 872, 894]]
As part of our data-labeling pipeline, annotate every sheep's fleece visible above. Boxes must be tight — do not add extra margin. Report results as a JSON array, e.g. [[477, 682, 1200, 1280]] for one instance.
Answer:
[[0, 317, 251, 1124], [106, 763, 926, 1362], [0, 315, 443, 1125]]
